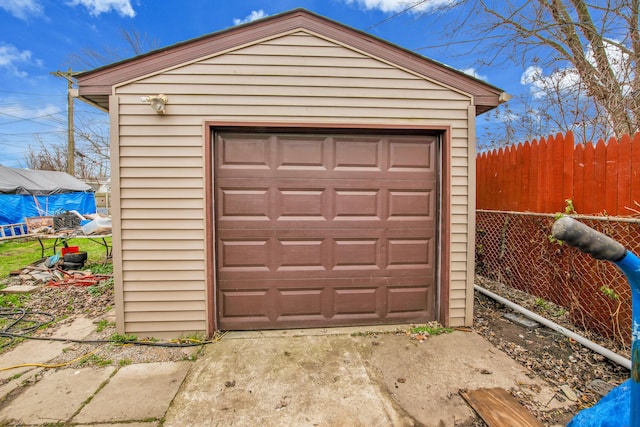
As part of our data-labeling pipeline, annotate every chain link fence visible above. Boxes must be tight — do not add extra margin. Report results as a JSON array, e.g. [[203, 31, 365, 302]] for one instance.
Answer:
[[475, 210, 640, 348]]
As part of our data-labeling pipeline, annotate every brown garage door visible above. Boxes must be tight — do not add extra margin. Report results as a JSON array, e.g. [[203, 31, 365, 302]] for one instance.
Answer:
[[214, 131, 438, 330]]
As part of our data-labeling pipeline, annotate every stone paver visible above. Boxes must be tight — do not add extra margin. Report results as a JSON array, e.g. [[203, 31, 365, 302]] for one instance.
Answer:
[[73, 361, 191, 424], [0, 367, 114, 425], [0, 340, 65, 382]]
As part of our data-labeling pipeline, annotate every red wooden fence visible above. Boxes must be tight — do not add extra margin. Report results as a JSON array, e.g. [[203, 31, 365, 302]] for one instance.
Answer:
[[476, 131, 640, 216]]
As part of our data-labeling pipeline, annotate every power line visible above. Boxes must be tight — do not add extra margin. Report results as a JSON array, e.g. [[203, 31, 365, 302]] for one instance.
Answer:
[[365, 0, 428, 30], [0, 111, 65, 127], [0, 90, 62, 96]]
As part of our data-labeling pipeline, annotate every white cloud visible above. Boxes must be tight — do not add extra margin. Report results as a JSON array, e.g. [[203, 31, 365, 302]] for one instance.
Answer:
[[520, 65, 581, 99], [233, 9, 267, 26], [521, 39, 633, 98], [66, 0, 135, 18], [0, 102, 61, 121], [0, 42, 36, 77], [460, 67, 487, 81], [0, 0, 44, 20], [343, 0, 456, 14]]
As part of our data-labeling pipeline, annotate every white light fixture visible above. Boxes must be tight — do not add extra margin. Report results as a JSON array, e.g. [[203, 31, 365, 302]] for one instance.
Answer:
[[139, 94, 168, 114]]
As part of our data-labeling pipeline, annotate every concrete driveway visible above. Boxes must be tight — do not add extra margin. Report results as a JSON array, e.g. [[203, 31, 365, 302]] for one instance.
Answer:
[[166, 327, 570, 427]]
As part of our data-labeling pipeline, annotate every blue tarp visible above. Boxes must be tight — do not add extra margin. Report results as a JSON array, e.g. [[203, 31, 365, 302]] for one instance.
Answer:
[[0, 166, 96, 226], [568, 379, 631, 427], [0, 193, 97, 225]]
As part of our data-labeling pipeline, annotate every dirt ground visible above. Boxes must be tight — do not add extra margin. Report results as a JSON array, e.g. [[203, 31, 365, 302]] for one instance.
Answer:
[[473, 276, 630, 425]]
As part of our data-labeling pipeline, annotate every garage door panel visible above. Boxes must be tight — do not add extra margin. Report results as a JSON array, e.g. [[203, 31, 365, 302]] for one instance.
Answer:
[[218, 278, 434, 328], [215, 131, 437, 330], [217, 179, 436, 226], [388, 137, 436, 172], [217, 234, 434, 279]]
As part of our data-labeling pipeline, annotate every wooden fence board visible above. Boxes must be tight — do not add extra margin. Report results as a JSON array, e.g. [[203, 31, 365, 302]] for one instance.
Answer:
[[551, 134, 564, 212], [529, 140, 539, 212], [594, 139, 607, 214], [573, 143, 584, 214], [605, 137, 618, 215], [618, 134, 631, 215], [632, 132, 640, 214], [537, 139, 547, 212], [583, 142, 596, 214], [477, 131, 640, 216], [562, 132, 574, 206]]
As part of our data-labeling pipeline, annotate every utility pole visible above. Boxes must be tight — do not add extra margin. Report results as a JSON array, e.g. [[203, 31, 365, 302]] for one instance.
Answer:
[[51, 68, 76, 176]]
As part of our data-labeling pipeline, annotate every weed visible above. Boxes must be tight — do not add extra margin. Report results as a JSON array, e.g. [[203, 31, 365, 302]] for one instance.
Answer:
[[0, 293, 27, 308], [79, 354, 112, 367], [180, 331, 207, 343], [87, 262, 113, 275], [118, 359, 132, 366], [564, 198, 576, 215], [410, 324, 453, 336], [600, 285, 620, 301], [110, 333, 137, 344], [95, 319, 114, 333], [535, 297, 550, 310], [87, 278, 114, 297]]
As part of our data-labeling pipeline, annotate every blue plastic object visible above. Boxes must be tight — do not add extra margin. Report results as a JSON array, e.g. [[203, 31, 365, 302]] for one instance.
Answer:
[[568, 379, 631, 427], [567, 250, 640, 427]]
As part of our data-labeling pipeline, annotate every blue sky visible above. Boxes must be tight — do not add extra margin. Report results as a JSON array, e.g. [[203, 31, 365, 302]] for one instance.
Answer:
[[0, 0, 529, 169]]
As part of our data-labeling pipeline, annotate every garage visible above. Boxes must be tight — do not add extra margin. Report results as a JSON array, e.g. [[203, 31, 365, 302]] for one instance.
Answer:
[[215, 130, 437, 329], [76, 9, 506, 337]]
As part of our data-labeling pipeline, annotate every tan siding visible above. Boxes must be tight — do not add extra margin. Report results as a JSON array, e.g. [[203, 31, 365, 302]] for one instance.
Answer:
[[120, 82, 458, 100], [122, 229, 206, 240], [131, 74, 454, 91], [123, 270, 205, 281], [124, 301, 206, 312], [125, 311, 207, 322], [122, 239, 203, 250], [115, 30, 474, 335], [120, 198, 204, 209], [119, 135, 202, 147], [124, 291, 205, 302], [122, 250, 204, 261], [124, 322, 206, 337], [124, 281, 205, 291]]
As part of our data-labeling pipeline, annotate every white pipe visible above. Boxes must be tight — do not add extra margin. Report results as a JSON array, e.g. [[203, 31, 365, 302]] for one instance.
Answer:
[[474, 284, 631, 370]]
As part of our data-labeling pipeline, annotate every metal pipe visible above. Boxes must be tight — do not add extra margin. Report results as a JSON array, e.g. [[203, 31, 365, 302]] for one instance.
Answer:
[[474, 284, 631, 370]]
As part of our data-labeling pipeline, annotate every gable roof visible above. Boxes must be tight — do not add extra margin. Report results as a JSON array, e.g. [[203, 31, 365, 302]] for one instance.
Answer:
[[0, 165, 92, 195], [76, 8, 506, 115]]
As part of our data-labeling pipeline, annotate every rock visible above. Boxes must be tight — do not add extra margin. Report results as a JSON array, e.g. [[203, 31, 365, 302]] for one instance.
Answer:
[[560, 384, 578, 402]]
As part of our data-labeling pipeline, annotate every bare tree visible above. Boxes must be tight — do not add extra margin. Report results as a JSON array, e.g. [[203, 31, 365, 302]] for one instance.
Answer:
[[428, 0, 639, 142], [67, 28, 160, 71], [27, 29, 159, 178], [24, 139, 68, 172]]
